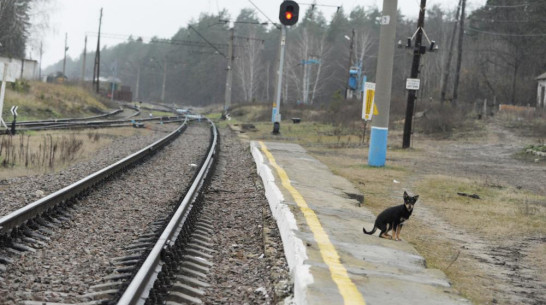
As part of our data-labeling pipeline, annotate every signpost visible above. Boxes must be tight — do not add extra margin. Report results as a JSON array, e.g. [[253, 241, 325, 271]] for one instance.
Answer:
[[10, 106, 18, 134], [405, 78, 420, 90], [362, 82, 377, 121]]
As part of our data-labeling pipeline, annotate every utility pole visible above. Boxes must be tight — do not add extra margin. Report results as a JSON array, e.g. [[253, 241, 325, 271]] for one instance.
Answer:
[[345, 28, 355, 99], [223, 26, 234, 119], [63, 33, 68, 76], [135, 64, 140, 101], [452, 0, 466, 105], [93, 8, 103, 94], [402, 0, 427, 149], [161, 57, 167, 102], [368, 0, 398, 166], [81, 36, 87, 85], [38, 42, 43, 80], [440, 0, 461, 104]]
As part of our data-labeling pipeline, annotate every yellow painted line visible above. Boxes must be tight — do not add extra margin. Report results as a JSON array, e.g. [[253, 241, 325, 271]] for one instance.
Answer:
[[259, 141, 366, 305]]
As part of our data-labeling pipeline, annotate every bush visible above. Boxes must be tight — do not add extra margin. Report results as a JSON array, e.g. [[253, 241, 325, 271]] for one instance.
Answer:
[[416, 103, 467, 136], [11, 79, 30, 93]]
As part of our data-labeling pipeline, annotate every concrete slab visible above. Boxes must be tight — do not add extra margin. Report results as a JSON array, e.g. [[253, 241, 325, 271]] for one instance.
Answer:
[[251, 141, 471, 305]]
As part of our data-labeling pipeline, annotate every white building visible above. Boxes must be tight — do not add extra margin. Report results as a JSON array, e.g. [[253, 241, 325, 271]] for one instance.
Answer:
[[537, 72, 546, 109], [0, 57, 38, 81]]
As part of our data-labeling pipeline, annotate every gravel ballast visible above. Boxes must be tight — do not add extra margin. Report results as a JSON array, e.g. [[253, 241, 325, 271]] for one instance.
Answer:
[[0, 123, 211, 304], [0, 124, 177, 217], [199, 128, 292, 305]]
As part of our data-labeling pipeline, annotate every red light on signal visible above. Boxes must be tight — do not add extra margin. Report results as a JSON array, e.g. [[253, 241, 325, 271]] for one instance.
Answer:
[[279, 1, 299, 26]]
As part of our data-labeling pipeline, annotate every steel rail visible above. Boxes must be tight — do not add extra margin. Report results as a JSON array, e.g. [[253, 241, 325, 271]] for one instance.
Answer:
[[0, 117, 189, 235], [16, 109, 124, 126], [117, 118, 218, 305], [15, 116, 185, 131]]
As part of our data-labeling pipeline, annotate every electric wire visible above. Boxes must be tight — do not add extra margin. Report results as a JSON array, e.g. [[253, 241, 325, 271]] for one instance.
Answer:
[[247, 0, 279, 28], [188, 25, 227, 58]]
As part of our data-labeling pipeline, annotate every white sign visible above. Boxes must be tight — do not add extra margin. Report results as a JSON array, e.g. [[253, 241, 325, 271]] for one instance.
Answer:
[[406, 78, 420, 90], [381, 16, 390, 25], [10, 106, 18, 116], [362, 82, 376, 121]]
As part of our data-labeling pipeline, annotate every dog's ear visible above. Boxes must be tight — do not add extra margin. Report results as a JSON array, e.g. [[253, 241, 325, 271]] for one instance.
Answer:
[[414, 195, 419, 202], [403, 191, 409, 198]]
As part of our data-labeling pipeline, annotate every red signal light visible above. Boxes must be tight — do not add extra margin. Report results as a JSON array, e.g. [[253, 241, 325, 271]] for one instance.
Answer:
[[279, 1, 299, 26]]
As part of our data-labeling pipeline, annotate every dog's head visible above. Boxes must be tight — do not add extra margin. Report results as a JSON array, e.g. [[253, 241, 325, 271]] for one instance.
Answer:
[[403, 191, 419, 211]]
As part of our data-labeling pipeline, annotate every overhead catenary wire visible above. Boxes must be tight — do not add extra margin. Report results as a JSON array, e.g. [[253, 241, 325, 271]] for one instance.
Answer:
[[188, 25, 227, 58], [466, 26, 546, 37], [247, 0, 279, 28]]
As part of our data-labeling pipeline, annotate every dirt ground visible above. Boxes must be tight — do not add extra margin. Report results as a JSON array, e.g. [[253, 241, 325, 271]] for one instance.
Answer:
[[380, 119, 546, 305], [304, 117, 545, 305]]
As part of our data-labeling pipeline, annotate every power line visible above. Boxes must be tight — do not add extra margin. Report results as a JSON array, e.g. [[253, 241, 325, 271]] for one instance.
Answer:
[[188, 25, 227, 58], [483, 2, 533, 8], [466, 26, 546, 37], [247, 0, 279, 28]]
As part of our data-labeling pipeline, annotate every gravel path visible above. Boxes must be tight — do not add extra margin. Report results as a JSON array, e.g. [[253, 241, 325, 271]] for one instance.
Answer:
[[200, 128, 292, 305], [0, 123, 210, 304], [0, 124, 176, 217]]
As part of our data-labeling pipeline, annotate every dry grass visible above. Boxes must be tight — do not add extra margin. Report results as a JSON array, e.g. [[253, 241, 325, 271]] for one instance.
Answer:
[[2, 81, 108, 121], [415, 175, 546, 238], [405, 227, 494, 304], [0, 127, 152, 179]]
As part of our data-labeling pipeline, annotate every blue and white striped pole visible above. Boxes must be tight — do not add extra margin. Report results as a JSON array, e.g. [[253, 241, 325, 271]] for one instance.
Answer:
[[368, 0, 398, 167]]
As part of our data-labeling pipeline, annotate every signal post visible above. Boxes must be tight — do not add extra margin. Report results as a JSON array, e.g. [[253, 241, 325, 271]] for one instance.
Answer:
[[273, 1, 299, 135]]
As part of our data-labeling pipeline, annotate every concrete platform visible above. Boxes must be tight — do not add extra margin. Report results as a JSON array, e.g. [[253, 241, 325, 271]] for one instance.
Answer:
[[251, 141, 471, 305]]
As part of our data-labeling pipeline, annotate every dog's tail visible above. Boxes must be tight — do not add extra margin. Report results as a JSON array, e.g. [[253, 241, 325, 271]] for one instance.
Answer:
[[363, 226, 377, 235]]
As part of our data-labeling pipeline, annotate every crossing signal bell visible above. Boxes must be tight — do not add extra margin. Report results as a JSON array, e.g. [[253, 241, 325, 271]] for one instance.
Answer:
[[279, 1, 299, 26]]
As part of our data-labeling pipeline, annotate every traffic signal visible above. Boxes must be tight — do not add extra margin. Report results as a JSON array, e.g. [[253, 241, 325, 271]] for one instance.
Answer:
[[279, 1, 299, 26]]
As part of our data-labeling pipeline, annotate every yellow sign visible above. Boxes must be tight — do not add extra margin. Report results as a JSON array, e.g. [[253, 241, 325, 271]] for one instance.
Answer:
[[362, 82, 378, 120]]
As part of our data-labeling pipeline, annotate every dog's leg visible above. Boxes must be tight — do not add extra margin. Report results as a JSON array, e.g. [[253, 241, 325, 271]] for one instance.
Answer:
[[379, 230, 391, 239], [394, 225, 401, 241], [383, 222, 394, 239]]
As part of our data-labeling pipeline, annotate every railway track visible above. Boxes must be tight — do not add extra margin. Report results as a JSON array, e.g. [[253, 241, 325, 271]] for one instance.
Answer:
[[13, 114, 185, 132], [0, 118, 218, 304], [0, 121, 291, 305]]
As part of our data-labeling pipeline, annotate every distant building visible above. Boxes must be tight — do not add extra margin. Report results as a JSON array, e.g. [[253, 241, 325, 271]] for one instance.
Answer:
[[46, 72, 68, 84], [0, 57, 38, 81], [537, 72, 546, 109]]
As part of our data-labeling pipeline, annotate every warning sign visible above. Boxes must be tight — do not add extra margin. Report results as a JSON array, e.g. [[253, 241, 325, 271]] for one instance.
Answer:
[[362, 82, 378, 121]]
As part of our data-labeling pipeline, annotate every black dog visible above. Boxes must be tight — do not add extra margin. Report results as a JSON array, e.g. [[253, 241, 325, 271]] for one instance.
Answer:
[[363, 191, 419, 241]]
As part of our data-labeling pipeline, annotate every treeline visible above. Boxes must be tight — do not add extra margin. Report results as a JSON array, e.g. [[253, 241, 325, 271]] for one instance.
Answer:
[[46, 0, 546, 111]]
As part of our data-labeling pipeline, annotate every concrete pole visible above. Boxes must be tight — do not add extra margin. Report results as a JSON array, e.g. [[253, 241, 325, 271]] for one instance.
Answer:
[[161, 58, 167, 102], [39, 42, 43, 80], [368, 0, 398, 167], [272, 25, 287, 134], [94, 8, 103, 93], [223, 27, 234, 119], [81, 36, 87, 84], [346, 28, 355, 99], [63, 33, 68, 76], [135, 64, 140, 101]]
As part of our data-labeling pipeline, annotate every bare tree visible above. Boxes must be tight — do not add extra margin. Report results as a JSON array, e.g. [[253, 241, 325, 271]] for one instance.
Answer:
[[285, 27, 331, 105], [234, 27, 264, 103]]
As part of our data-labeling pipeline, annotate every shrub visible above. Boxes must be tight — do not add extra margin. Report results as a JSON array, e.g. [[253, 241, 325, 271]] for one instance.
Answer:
[[416, 103, 467, 136]]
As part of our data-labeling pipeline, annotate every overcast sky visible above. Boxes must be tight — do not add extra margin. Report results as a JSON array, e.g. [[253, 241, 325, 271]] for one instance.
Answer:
[[36, 0, 486, 67]]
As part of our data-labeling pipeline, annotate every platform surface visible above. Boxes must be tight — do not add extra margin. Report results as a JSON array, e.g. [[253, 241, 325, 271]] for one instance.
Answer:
[[251, 141, 471, 305]]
